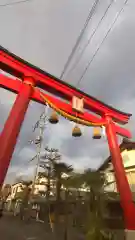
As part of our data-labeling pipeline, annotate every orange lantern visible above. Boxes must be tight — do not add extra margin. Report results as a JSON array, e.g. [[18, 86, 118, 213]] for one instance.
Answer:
[[92, 127, 101, 139], [72, 124, 82, 137], [49, 111, 59, 124]]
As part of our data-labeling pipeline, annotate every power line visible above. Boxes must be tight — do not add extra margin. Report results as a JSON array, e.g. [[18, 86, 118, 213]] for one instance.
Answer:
[[0, 0, 36, 7], [66, 0, 115, 79], [60, 0, 101, 80], [76, 0, 129, 87]]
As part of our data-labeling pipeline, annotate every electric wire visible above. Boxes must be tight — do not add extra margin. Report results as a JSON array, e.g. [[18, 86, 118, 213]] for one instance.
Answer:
[[76, 0, 129, 87], [66, 0, 115, 79], [0, 0, 37, 7], [60, 0, 101, 80]]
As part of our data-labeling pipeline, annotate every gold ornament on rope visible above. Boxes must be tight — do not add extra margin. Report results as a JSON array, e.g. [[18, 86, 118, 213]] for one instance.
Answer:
[[40, 93, 106, 127], [92, 127, 102, 139], [49, 111, 59, 124], [72, 112, 82, 137]]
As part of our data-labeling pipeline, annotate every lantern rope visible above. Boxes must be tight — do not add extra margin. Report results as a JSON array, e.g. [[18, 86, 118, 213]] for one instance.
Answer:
[[40, 93, 106, 127]]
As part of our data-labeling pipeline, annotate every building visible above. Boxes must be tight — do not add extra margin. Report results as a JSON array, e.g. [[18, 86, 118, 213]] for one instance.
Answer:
[[5, 174, 56, 209], [99, 139, 135, 193], [33, 176, 48, 195], [5, 182, 24, 211], [0, 184, 11, 200]]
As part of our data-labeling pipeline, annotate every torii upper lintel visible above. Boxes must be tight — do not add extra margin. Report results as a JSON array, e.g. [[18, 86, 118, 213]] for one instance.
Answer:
[[0, 45, 131, 125]]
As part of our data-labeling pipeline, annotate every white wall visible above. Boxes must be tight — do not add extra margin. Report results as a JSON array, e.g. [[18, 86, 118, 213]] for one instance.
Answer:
[[104, 149, 135, 193], [10, 183, 23, 199]]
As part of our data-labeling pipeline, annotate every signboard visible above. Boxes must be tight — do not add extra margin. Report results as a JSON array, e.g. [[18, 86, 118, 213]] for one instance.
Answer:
[[72, 96, 84, 113]]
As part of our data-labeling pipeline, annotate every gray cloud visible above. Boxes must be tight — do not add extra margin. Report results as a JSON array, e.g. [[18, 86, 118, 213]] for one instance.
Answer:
[[0, 0, 135, 182]]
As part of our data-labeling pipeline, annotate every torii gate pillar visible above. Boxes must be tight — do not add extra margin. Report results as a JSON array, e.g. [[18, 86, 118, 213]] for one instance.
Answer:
[[0, 77, 35, 187], [105, 115, 135, 238]]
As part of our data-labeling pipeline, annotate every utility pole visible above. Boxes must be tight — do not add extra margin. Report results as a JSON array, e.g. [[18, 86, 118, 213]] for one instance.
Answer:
[[30, 105, 49, 198]]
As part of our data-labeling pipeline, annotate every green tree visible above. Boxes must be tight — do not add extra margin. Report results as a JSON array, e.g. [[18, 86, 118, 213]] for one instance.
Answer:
[[82, 169, 108, 239], [19, 180, 32, 220], [52, 162, 73, 202], [52, 162, 73, 240], [40, 147, 61, 200]]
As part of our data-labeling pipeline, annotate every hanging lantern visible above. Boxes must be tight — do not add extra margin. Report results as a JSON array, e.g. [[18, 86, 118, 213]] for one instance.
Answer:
[[49, 111, 59, 124], [72, 124, 82, 137], [92, 127, 101, 139]]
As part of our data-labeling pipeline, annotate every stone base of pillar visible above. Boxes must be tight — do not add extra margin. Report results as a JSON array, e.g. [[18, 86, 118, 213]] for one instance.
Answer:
[[125, 230, 135, 240]]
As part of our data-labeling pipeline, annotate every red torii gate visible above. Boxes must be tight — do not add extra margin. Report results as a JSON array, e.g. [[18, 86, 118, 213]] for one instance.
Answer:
[[0, 45, 135, 231]]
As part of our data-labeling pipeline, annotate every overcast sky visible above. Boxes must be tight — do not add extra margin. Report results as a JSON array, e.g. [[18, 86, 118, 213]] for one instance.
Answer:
[[0, 0, 135, 183]]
